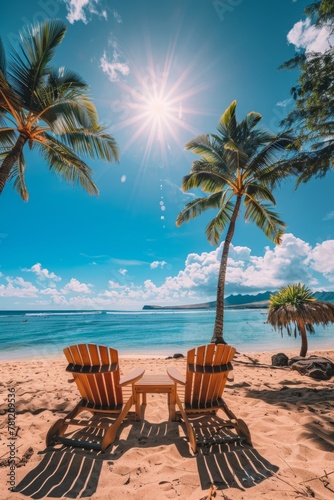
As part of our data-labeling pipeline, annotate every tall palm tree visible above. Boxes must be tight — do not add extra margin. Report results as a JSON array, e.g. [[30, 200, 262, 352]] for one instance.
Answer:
[[267, 283, 334, 357], [0, 20, 118, 200], [176, 101, 295, 343]]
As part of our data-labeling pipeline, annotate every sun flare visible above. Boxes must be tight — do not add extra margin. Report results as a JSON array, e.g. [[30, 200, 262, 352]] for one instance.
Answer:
[[147, 97, 170, 119], [109, 42, 209, 165]]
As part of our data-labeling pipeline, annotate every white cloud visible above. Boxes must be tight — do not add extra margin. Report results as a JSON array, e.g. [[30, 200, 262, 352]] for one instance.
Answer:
[[40, 288, 62, 296], [93, 233, 329, 308], [287, 18, 334, 53], [100, 51, 130, 83], [150, 260, 167, 269], [0, 277, 38, 298], [108, 280, 124, 289], [61, 278, 92, 294], [64, 0, 108, 24], [1, 233, 333, 310], [307, 240, 334, 281], [23, 263, 61, 281], [229, 234, 317, 291]]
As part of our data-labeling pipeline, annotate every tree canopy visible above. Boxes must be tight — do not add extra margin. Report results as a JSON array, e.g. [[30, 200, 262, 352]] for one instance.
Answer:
[[0, 19, 119, 200], [279, 0, 334, 184]]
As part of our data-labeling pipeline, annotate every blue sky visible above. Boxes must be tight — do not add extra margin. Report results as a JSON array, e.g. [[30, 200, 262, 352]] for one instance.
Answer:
[[0, 0, 333, 310]]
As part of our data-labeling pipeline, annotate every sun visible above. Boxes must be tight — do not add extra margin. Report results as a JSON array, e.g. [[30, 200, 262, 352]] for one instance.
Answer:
[[147, 97, 169, 119], [109, 44, 209, 165]]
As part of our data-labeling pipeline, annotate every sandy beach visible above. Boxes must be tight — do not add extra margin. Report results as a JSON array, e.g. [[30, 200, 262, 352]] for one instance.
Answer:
[[1, 348, 333, 499]]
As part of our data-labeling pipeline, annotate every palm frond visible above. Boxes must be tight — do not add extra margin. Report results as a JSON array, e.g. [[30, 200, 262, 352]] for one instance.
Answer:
[[0, 72, 24, 118], [268, 283, 334, 332], [217, 100, 237, 139], [245, 111, 262, 130], [39, 100, 94, 131], [176, 191, 224, 227], [205, 194, 235, 245], [244, 200, 286, 244], [37, 136, 99, 196], [8, 20, 67, 107], [47, 67, 87, 91], [269, 283, 315, 307], [246, 133, 295, 182], [222, 138, 250, 167], [10, 152, 28, 201], [244, 183, 277, 204], [0, 128, 17, 148], [75, 95, 100, 129], [182, 171, 232, 193], [0, 37, 6, 75], [56, 129, 119, 162], [185, 134, 224, 164]]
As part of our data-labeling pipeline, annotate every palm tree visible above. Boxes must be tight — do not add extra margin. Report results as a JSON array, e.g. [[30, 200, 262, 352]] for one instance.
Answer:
[[267, 283, 334, 357], [0, 20, 118, 200], [176, 100, 295, 343]]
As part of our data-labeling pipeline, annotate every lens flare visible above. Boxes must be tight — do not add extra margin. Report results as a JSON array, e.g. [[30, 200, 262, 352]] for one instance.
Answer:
[[109, 37, 210, 166]]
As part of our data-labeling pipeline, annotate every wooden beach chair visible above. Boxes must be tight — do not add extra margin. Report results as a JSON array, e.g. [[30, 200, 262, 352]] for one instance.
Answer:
[[167, 343, 252, 453], [46, 344, 144, 452]]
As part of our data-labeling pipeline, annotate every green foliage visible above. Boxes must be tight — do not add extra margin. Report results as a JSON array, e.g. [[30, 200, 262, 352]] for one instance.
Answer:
[[279, 0, 334, 184], [267, 282, 334, 356], [269, 283, 315, 308], [177, 100, 293, 246], [0, 19, 119, 199]]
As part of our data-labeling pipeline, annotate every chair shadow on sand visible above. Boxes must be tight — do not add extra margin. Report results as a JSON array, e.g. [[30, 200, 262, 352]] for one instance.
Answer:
[[196, 442, 279, 491], [190, 413, 279, 491], [15, 415, 278, 498], [14, 420, 187, 499], [14, 426, 108, 499]]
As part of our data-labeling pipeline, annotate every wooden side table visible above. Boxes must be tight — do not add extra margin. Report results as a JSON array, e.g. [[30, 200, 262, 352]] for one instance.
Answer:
[[133, 374, 176, 421]]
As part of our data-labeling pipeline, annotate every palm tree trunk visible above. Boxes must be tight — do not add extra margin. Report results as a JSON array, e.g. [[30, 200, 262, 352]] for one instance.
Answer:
[[0, 133, 28, 195], [298, 321, 308, 357], [211, 195, 242, 343]]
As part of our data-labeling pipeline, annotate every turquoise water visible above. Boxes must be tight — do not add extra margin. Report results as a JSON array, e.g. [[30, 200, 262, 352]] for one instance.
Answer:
[[0, 309, 333, 360]]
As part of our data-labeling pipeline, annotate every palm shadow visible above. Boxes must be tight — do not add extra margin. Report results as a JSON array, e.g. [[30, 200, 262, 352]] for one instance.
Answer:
[[246, 385, 334, 451]]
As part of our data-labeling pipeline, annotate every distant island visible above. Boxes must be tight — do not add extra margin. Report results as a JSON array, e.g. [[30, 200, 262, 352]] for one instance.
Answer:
[[142, 290, 334, 310]]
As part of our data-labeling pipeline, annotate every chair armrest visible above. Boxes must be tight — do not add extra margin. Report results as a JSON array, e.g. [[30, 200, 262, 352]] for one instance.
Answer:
[[167, 366, 186, 385], [119, 367, 145, 386]]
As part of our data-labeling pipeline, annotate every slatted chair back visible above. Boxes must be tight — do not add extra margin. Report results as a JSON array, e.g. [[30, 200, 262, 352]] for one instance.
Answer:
[[63, 343, 123, 408], [184, 343, 236, 409]]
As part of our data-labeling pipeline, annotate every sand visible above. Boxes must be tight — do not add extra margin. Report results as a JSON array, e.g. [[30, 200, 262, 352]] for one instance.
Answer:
[[0, 348, 333, 499]]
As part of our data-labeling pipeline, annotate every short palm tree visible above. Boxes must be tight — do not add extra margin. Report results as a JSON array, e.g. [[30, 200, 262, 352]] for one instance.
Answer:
[[176, 100, 295, 343], [267, 283, 334, 357], [0, 20, 118, 200]]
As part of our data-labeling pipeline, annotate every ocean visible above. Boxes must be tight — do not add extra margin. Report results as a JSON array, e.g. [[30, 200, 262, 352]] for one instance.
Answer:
[[0, 309, 333, 361]]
